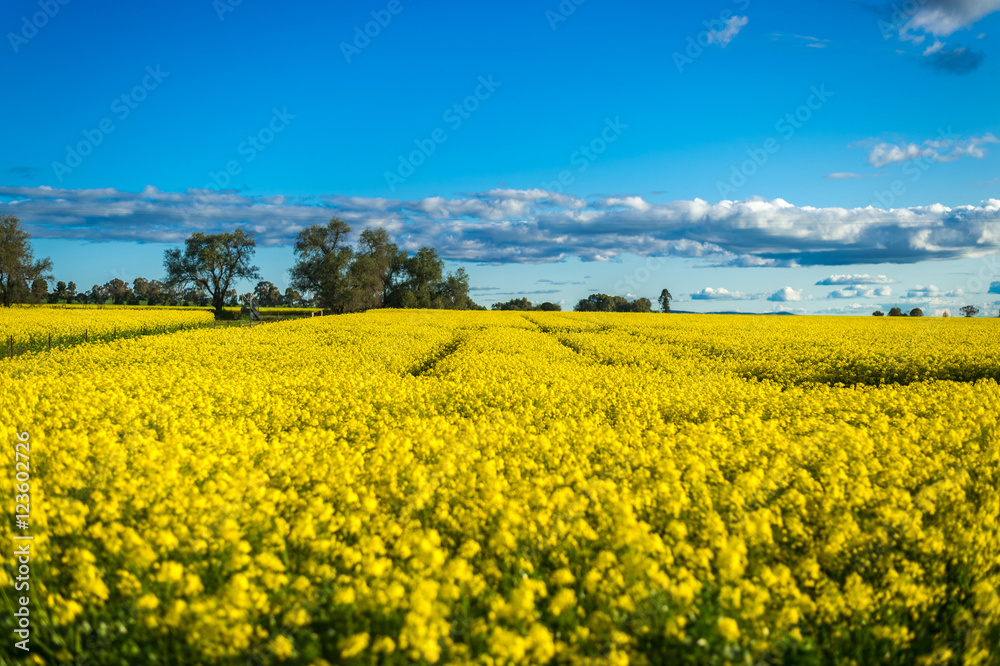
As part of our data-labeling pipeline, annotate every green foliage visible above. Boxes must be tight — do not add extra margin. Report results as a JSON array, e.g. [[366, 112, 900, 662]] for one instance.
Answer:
[[164, 228, 260, 315], [292, 220, 481, 313], [658, 288, 673, 313], [492, 298, 562, 312], [574, 293, 654, 313], [0, 214, 53, 307]]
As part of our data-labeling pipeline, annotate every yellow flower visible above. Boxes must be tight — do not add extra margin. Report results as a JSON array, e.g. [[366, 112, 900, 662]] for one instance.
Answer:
[[338, 632, 370, 659]]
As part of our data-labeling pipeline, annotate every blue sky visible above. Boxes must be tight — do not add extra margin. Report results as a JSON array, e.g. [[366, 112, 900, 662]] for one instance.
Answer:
[[2, 0, 1000, 314]]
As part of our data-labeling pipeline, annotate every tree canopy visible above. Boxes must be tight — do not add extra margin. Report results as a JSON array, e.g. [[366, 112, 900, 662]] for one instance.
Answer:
[[574, 293, 653, 313], [291, 218, 481, 313], [0, 214, 53, 307], [164, 229, 260, 315]]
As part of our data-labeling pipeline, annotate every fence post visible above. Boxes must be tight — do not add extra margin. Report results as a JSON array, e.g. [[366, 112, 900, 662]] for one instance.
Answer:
[[8, 335, 12, 358], [48, 332, 52, 351], [85, 329, 88, 343]]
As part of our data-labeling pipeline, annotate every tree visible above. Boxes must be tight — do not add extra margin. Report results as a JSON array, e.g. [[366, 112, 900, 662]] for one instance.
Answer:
[[282, 287, 302, 307], [132, 278, 150, 303], [537, 302, 561, 311], [960, 305, 979, 318], [351, 227, 403, 310], [909, 308, 924, 317], [575, 293, 653, 313], [942, 310, 950, 317], [0, 214, 53, 307], [106, 278, 132, 305], [658, 288, 672, 313], [887, 307, 905, 317], [290, 217, 354, 312], [254, 281, 282, 307], [30, 278, 48, 302], [87, 284, 109, 305], [434, 268, 477, 310], [492, 297, 535, 311], [164, 229, 260, 316], [66, 281, 77, 304], [872, 310, 884, 316]]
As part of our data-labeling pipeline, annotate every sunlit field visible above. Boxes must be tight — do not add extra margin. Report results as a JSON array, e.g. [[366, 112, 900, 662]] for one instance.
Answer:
[[2, 311, 998, 665]]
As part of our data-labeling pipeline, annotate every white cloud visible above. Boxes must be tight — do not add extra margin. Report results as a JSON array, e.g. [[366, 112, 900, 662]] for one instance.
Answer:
[[901, 0, 1000, 38], [924, 39, 947, 55], [866, 133, 998, 167], [906, 284, 965, 298], [817, 274, 898, 285], [691, 287, 755, 300], [767, 286, 803, 302], [706, 15, 748, 48], [5, 186, 1000, 267], [827, 286, 893, 299]]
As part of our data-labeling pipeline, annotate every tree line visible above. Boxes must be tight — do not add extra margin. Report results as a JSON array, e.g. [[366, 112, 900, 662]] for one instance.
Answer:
[[873, 306, 990, 318], [0, 213, 484, 314]]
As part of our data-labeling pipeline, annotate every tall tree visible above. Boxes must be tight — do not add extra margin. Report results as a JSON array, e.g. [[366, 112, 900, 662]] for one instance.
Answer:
[[289, 217, 354, 312], [254, 281, 281, 307], [132, 278, 150, 303], [350, 227, 403, 310], [164, 229, 260, 316], [0, 215, 53, 307], [658, 288, 672, 313], [106, 278, 131, 305], [282, 287, 302, 307]]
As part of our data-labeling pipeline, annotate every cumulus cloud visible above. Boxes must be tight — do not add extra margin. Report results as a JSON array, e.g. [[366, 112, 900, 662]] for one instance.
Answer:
[[865, 133, 998, 167], [900, 0, 1000, 38], [691, 287, 755, 300], [827, 286, 893, 298], [907, 284, 966, 298], [767, 286, 803, 301], [706, 15, 749, 47], [879, 0, 1000, 73], [5, 186, 1000, 267], [816, 274, 898, 285]]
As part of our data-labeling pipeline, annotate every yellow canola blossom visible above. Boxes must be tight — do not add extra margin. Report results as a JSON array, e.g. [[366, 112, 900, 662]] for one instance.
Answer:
[[0, 306, 215, 356], [1, 310, 999, 665]]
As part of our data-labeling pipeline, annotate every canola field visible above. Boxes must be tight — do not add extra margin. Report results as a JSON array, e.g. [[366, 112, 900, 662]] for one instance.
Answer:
[[1, 311, 999, 665], [0, 307, 215, 358]]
